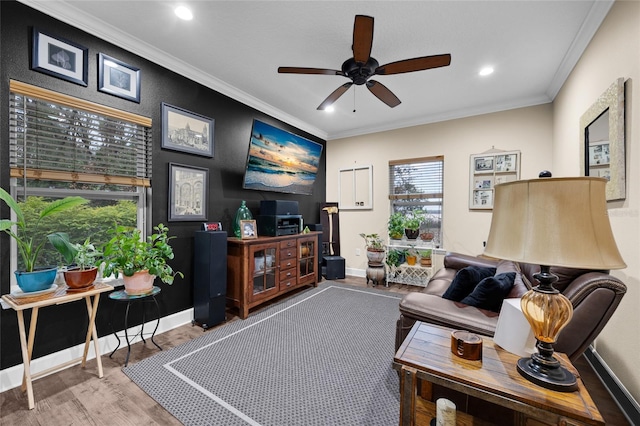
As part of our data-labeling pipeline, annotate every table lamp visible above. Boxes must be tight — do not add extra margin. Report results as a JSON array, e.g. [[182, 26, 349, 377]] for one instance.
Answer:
[[484, 175, 625, 392]]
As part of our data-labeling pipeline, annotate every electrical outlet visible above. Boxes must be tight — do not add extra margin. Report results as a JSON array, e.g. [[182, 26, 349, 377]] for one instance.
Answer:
[[355, 248, 361, 256]]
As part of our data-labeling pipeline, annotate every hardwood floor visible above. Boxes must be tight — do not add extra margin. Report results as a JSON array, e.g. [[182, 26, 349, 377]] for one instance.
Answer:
[[0, 277, 629, 425]]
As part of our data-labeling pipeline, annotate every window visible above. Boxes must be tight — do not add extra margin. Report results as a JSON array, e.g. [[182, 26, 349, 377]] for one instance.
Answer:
[[7, 80, 152, 289], [388, 156, 444, 242]]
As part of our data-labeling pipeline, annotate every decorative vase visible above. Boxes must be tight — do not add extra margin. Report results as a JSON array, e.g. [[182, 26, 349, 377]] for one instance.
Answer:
[[122, 270, 156, 295], [366, 248, 385, 264], [15, 267, 58, 293], [233, 200, 253, 238], [63, 267, 98, 289], [405, 228, 419, 240]]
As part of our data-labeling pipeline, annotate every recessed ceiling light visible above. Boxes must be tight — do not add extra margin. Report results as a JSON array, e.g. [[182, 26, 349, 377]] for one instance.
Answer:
[[175, 6, 193, 21], [324, 106, 335, 113], [479, 67, 494, 76]]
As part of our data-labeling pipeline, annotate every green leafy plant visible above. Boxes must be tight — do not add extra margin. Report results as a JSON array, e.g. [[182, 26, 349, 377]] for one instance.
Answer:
[[101, 223, 184, 284], [0, 188, 88, 272], [388, 213, 406, 239], [386, 249, 405, 267], [418, 249, 432, 259], [359, 233, 384, 251], [48, 234, 102, 270], [404, 210, 425, 231]]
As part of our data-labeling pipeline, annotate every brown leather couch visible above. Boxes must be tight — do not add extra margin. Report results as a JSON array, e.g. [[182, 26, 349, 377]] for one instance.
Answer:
[[396, 252, 627, 361]]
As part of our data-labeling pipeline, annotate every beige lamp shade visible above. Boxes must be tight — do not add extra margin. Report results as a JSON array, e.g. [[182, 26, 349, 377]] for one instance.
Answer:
[[484, 177, 625, 270]]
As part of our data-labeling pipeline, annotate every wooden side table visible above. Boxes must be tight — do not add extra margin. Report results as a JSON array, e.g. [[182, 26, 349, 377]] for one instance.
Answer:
[[2, 282, 113, 409], [393, 322, 605, 426]]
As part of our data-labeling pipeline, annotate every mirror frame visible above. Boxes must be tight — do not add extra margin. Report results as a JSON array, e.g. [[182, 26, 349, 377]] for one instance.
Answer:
[[579, 78, 625, 201]]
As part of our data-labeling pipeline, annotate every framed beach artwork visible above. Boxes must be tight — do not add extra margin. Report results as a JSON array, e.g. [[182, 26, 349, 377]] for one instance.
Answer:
[[162, 103, 214, 157], [168, 163, 208, 221], [242, 119, 323, 196], [31, 28, 88, 86]]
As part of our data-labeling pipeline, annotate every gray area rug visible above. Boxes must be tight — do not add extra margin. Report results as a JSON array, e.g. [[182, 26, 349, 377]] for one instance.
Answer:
[[123, 282, 402, 426]]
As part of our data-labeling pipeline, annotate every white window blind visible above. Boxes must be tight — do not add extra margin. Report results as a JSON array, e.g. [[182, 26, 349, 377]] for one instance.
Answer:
[[9, 80, 152, 187], [388, 156, 444, 216]]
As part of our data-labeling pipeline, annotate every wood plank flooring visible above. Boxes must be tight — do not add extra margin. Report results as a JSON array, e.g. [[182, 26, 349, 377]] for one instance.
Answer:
[[0, 277, 629, 425]]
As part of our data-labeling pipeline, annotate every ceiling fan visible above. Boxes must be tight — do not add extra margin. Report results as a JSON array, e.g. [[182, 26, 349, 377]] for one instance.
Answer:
[[278, 15, 451, 110]]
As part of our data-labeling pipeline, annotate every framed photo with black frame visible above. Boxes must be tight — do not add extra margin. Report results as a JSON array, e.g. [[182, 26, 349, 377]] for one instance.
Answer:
[[168, 163, 208, 222], [162, 103, 214, 157], [98, 53, 141, 102], [31, 28, 88, 86]]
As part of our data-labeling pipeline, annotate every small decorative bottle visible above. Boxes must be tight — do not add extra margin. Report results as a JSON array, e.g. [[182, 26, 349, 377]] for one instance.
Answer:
[[233, 200, 253, 238]]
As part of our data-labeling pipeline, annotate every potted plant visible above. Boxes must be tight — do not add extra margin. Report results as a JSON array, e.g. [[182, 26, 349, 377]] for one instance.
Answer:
[[48, 234, 102, 289], [420, 215, 441, 242], [385, 248, 405, 268], [405, 245, 418, 266], [404, 210, 425, 240], [388, 213, 405, 240], [0, 188, 88, 293], [101, 223, 183, 295], [418, 249, 432, 267], [359, 233, 385, 264]]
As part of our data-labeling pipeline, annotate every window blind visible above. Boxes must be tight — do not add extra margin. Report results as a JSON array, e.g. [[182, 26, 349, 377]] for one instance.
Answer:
[[388, 156, 444, 209], [9, 80, 152, 187]]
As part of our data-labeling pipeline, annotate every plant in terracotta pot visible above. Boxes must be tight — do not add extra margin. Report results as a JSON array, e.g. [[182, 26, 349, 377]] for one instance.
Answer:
[[48, 234, 102, 289], [359, 233, 385, 264], [0, 187, 88, 292], [418, 249, 432, 267], [404, 210, 425, 240], [387, 213, 406, 240], [101, 223, 183, 295]]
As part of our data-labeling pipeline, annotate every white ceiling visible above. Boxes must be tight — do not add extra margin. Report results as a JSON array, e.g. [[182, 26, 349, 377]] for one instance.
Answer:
[[21, 1, 613, 141]]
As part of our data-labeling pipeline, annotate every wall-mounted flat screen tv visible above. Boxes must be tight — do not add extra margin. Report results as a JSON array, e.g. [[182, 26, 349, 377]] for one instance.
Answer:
[[242, 120, 323, 196]]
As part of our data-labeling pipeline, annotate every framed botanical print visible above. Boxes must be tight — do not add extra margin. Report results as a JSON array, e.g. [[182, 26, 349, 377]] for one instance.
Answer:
[[31, 28, 88, 86], [169, 163, 208, 221], [98, 53, 141, 102]]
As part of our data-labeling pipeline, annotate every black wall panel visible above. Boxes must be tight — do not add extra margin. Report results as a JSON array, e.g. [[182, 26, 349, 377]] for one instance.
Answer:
[[0, 1, 326, 369]]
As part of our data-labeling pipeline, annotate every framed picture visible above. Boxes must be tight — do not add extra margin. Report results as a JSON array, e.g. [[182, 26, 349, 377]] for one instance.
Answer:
[[168, 163, 208, 221], [495, 154, 517, 172], [472, 190, 493, 207], [162, 103, 214, 157], [474, 156, 494, 173], [240, 220, 257, 239], [588, 142, 610, 166], [98, 53, 141, 102], [31, 28, 88, 86], [474, 177, 493, 189]]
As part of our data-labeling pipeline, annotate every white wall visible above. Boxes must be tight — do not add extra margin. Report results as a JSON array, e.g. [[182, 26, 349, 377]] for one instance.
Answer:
[[552, 0, 640, 401], [326, 104, 552, 272]]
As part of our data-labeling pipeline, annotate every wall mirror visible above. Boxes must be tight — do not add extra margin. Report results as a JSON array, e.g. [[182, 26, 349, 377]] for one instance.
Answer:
[[579, 77, 625, 201]]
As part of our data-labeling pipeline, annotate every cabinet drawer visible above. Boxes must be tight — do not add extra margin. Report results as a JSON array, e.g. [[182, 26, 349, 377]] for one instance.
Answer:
[[280, 277, 297, 290], [280, 247, 297, 261], [280, 257, 296, 270], [280, 239, 297, 249], [279, 268, 297, 282]]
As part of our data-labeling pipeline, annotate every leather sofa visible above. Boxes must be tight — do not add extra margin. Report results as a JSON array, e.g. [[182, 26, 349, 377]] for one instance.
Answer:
[[395, 252, 627, 361]]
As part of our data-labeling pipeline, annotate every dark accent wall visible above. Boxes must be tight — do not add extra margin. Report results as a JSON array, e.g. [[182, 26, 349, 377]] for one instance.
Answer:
[[0, 1, 326, 369]]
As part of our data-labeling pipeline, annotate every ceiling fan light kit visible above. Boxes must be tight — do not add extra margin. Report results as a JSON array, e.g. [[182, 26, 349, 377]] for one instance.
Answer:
[[278, 15, 451, 110]]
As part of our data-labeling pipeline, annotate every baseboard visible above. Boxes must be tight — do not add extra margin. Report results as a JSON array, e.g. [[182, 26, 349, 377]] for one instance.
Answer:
[[584, 346, 640, 425], [346, 267, 365, 278], [0, 308, 193, 392]]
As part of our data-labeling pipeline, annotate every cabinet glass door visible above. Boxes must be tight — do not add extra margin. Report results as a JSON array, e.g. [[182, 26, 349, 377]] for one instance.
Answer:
[[252, 246, 277, 296], [299, 238, 316, 280]]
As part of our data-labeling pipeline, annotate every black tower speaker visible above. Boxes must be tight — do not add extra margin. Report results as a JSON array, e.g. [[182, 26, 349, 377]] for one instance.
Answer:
[[193, 230, 227, 330]]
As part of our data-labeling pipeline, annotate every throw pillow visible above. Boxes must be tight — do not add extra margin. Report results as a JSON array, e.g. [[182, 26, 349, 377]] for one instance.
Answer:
[[460, 272, 516, 313], [442, 266, 496, 301], [495, 260, 530, 298]]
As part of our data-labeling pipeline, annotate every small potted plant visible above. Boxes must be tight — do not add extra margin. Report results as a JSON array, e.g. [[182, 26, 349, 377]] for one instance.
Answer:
[[388, 213, 405, 240], [405, 245, 418, 266], [101, 223, 183, 295], [48, 234, 102, 289], [359, 233, 385, 264], [418, 249, 432, 267], [0, 188, 88, 292], [404, 210, 425, 240]]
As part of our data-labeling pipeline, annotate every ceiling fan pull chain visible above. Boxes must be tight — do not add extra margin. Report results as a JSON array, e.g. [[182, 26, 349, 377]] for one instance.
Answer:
[[353, 87, 356, 113]]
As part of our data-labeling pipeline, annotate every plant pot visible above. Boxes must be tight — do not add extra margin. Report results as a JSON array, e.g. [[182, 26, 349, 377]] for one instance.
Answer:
[[420, 258, 432, 267], [405, 229, 419, 240], [366, 248, 385, 264], [15, 267, 58, 293], [389, 231, 404, 240], [406, 255, 417, 266], [63, 266, 98, 289], [122, 270, 156, 296], [420, 232, 434, 242]]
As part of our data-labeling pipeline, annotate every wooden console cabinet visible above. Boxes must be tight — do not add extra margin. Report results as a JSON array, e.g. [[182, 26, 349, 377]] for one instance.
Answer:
[[226, 232, 320, 319]]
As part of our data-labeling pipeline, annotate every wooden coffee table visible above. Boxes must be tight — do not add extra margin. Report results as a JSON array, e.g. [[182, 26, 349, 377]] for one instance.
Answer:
[[393, 322, 604, 426]]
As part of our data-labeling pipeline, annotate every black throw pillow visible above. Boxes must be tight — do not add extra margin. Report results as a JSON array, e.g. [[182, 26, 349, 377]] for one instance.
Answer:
[[460, 272, 517, 313], [442, 266, 496, 301]]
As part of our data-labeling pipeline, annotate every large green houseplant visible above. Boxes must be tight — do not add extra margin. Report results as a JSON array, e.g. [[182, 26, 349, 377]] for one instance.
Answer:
[[101, 223, 183, 295], [388, 212, 405, 240], [0, 187, 88, 292]]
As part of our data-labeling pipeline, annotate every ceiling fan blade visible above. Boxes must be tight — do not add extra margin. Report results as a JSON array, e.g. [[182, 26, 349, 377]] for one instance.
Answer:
[[352, 15, 374, 63], [317, 83, 353, 110], [375, 54, 451, 75], [366, 80, 401, 108], [278, 67, 344, 76]]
